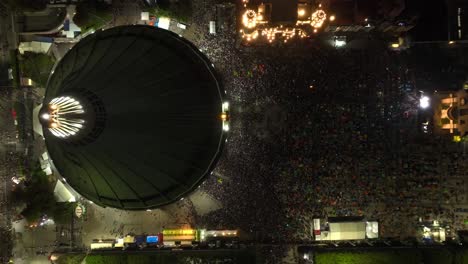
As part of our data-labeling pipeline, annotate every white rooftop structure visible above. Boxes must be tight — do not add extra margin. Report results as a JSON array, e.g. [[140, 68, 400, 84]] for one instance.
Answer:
[[43, 165, 53, 175], [156, 17, 171, 30], [209, 21, 216, 35], [366, 221, 379, 239], [54, 180, 76, 202], [329, 222, 366, 240], [19, 41, 52, 55], [141, 12, 149, 21], [314, 218, 379, 241]]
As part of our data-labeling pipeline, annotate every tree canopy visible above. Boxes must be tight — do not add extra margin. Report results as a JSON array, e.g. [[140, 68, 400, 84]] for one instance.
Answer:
[[73, 1, 112, 32], [144, 0, 192, 23], [12, 166, 75, 224], [19, 52, 55, 88]]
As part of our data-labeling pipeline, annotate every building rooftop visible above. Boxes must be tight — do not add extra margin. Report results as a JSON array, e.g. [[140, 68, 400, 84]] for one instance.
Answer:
[[42, 26, 226, 210]]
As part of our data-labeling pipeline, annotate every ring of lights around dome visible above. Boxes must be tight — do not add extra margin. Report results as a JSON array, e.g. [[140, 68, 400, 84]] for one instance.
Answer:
[[44, 96, 85, 138]]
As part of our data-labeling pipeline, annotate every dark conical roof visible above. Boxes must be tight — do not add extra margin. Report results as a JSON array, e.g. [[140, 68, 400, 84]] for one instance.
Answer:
[[43, 26, 226, 210]]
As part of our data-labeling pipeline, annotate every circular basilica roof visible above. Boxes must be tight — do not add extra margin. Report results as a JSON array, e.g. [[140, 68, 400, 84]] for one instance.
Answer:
[[42, 26, 226, 210]]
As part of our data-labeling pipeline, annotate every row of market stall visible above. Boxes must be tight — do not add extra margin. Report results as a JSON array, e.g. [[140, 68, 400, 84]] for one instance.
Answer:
[[90, 229, 239, 250]]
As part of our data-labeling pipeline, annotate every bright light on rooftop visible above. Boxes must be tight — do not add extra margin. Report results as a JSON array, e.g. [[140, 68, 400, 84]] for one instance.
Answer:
[[47, 96, 85, 138], [419, 96, 430, 109], [335, 39, 346, 47], [222, 101, 229, 110]]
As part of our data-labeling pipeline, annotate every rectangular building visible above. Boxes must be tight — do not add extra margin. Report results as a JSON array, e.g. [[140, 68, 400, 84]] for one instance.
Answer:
[[448, 0, 468, 40]]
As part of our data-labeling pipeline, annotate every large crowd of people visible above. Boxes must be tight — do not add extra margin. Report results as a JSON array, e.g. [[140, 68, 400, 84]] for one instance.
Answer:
[[185, 0, 467, 248], [0, 84, 30, 262], [1, 1, 467, 262], [0, 132, 18, 263]]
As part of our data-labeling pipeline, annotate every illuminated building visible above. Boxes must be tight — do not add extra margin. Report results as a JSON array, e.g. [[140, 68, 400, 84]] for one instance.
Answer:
[[447, 0, 468, 41], [41, 26, 227, 210], [420, 220, 447, 243], [325, 0, 414, 34], [313, 217, 379, 241], [433, 89, 468, 137], [240, 0, 331, 42]]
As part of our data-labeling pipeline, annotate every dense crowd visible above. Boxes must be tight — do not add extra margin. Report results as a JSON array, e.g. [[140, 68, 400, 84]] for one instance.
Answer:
[[185, 0, 467, 248], [0, 84, 26, 262], [2, 1, 467, 262], [0, 132, 17, 263]]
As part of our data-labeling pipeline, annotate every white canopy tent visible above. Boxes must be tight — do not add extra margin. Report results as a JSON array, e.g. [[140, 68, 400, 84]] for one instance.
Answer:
[[329, 222, 366, 240], [53, 180, 76, 202]]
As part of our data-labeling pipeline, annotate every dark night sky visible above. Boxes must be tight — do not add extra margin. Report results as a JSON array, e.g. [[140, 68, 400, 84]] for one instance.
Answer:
[[406, 0, 449, 41]]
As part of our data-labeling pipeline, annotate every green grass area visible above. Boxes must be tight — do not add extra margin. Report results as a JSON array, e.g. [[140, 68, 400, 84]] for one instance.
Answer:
[[56, 253, 86, 264], [73, 2, 113, 33], [18, 52, 55, 88], [315, 250, 421, 264], [147, 8, 190, 24], [57, 248, 468, 264], [85, 250, 256, 264], [78, 11, 112, 33], [85, 255, 127, 264], [315, 249, 468, 264], [144, 0, 192, 24]]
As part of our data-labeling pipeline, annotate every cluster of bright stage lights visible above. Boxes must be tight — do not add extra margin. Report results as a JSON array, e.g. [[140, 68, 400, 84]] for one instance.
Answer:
[[240, 1, 333, 43], [42, 96, 85, 138]]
